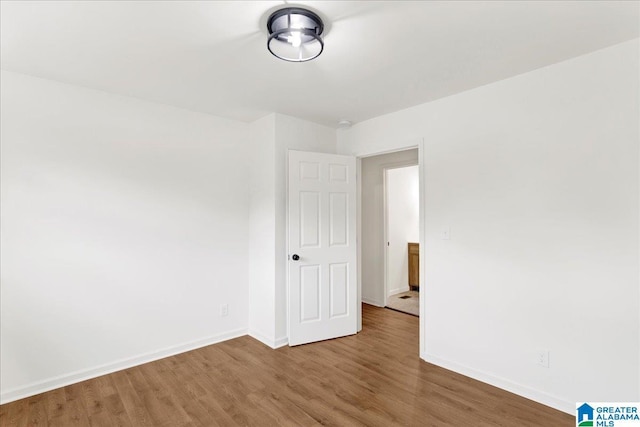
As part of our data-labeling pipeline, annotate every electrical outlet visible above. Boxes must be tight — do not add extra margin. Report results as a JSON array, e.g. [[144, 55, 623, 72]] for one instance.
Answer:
[[220, 304, 229, 317], [441, 226, 450, 240], [536, 350, 550, 368]]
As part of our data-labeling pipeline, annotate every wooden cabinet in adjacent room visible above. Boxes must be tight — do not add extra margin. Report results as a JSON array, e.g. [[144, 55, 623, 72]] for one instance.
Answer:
[[408, 242, 419, 290]]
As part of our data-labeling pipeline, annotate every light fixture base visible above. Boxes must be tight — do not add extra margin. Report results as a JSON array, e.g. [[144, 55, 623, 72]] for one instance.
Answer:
[[338, 120, 352, 129]]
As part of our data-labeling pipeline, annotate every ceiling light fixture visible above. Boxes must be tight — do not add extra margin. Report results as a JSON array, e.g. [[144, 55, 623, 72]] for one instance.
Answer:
[[338, 120, 352, 129], [267, 7, 324, 62]]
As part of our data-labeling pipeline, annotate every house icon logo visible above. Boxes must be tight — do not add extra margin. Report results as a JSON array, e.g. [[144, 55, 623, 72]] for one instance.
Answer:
[[577, 403, 594, 426]]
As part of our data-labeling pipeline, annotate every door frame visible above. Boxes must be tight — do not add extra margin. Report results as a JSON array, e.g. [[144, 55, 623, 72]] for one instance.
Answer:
[[356, 139, 425, 357]]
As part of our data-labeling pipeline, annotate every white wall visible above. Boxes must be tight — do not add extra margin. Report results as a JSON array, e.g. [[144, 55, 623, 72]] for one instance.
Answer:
[[339, 39, 640, 413], [0, 71, 251, 403], [386, 165, 420, 297], [248, 114, 277, 347], [361, 149, 418, 306]]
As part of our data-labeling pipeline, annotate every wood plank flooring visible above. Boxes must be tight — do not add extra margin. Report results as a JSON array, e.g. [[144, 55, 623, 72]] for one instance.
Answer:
[[0, 304, 573, 426]]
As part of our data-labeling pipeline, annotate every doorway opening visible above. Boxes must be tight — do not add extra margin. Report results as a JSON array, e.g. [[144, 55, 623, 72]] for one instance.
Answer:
[[358, 146, 422, 337], [384, 165, 420, 317]]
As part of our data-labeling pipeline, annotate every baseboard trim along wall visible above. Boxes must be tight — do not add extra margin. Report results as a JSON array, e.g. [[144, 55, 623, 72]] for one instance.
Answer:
[[0, 328, 248, 405], [421, 353, 573, 415], [273, 336, 289, 349], [387, 286, 410, 298], [248, 330, 289, 349], [362, 298, 385, 307]]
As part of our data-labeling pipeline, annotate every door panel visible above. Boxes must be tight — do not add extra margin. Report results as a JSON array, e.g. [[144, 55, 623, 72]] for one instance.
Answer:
[[300, 192, 320, 247], [288, 150, 357, 346], [329, 193, 348, 246], [329, 263, 348, 318], [300, 265, 321, 322]]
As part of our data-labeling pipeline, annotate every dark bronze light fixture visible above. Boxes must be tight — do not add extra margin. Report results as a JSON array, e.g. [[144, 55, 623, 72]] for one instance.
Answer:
[[267, 7, 324, 62]]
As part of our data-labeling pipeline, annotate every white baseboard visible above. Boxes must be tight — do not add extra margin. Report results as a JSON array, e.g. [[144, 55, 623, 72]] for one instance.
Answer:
[[387, 286, 410, 297], [248, 330, 288, 349], [273, 336, 289, 348], [421, 353, 573, 415], [0, 328, 247, 405], [362, 297, 385, 307]]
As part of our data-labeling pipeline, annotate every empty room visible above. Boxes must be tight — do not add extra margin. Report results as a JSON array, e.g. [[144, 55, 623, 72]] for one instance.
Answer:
[[1, 1, 638, 426]]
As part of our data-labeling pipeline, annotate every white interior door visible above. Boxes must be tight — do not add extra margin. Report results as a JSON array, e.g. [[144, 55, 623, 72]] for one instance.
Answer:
[[288, 150, 357, 346]]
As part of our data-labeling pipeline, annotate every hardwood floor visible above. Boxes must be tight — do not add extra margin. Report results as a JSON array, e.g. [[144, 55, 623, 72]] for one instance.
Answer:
[[1, 304, 573, 426]]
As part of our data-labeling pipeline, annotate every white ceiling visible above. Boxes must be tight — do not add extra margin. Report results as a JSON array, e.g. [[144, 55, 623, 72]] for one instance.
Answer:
[[1, 1, 638, 128]]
